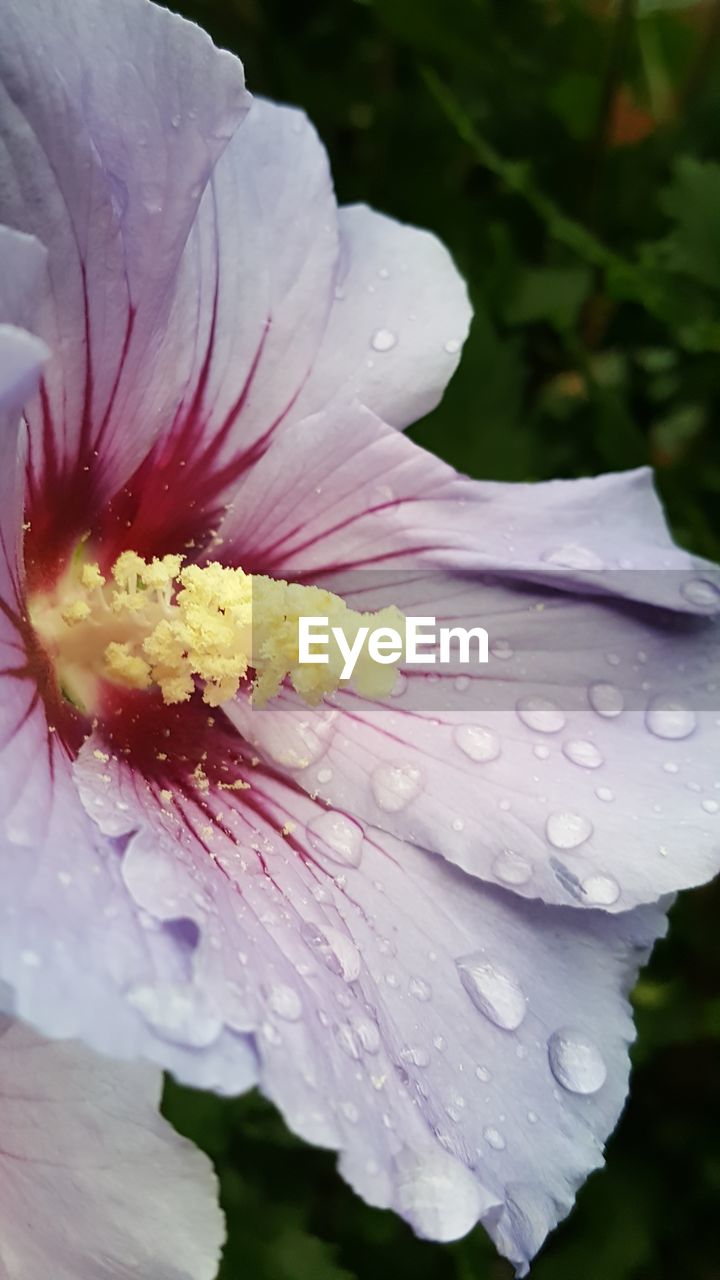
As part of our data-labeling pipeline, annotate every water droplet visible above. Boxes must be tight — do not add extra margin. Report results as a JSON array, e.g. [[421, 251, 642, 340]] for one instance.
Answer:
[[516, 696, 565, 734], [702, 798, 719, 814], [588, 682, 624, 718], [680, 577, 720, 608], [454, 675, 470, 692], [492, 849, 533, 886], [475, 1064, 491, 1082], [562, 739, 603, 769], [541, 545, 603, 571], [527, 1110, 538, 1124], [371, 763, 422, 812], [409, 976, 432, 1002], [401, 1045, 431, 1068], [391, 671, 408, 697], [546, 811, 593, 850], [341, 1101, 359, 1123], [533, 744, 550, 760], [127, 983, 222, 1048], [595, 786, 614, 802], [582, 873, 620, 905], [444, 337, 462, 354], [371, 328, 398, 352], [307, 811, 363, 867], [456, 953, 526, 1030], [483, 1126, 506, 1151], [265, 717, 328, 769], [299, 922, 361, 982], [394, 1149, 488, 1242], [491, 639, 514, 661], [317, 767, 333, 784], [548, 1028, 607, 1094], [267, 984, 302, 1021], [453, 724, 501, 763], [646, 695, 697, 740]]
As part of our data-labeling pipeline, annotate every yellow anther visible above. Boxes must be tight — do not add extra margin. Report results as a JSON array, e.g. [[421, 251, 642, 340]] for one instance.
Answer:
[[104, 641, 152, 689], [61, 599, 91, 626], [81, 563, 105, 590]]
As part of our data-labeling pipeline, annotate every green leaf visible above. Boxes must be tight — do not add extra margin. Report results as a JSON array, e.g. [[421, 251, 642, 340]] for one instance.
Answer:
[[503, 265, 592, 333], [660, 156, 720, 290]]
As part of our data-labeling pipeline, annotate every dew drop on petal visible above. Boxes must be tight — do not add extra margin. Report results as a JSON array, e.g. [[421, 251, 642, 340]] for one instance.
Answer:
[[516, 696, 566, 734], [588, 682, 624, 718], [300, 921, 361, 982], [492, 849, 533, 886], [491, 639, 514, 661], [307, 811, 364, 867], [394, 1149, 489, 1243], [582, 873, 620, 905], [453, 724, 501, 763], [401, 1046, 431, 1068], [562, 739, 603, 769], [127, 984, 222, 1048], [409, 976, 432, 1002], [371, 763, 422, 812], [456, 952, 527, 1030], [701, 798, 719, 814], [545, 810, 593, 850], [680, 577, 720, 609], [267, 984, 303, 1022], [541, 545, 604, 571], [548, 1028, 607, 1094], [483, 1126, 506, 1151], [371, 328, 398, 352], [444, 337, 462, 354], [645, 694, 697, 740]]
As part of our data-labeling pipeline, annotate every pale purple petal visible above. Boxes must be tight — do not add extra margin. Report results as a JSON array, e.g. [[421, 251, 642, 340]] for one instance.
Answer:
[[104, 102, 471, 560], [0, 0, 249, 498], [71, 744, 667, 1272], [0, 710, 257, 1090], [288, 204, 472, 428], [0, 1014, 224, 1280], [214, 403, 720, 912]]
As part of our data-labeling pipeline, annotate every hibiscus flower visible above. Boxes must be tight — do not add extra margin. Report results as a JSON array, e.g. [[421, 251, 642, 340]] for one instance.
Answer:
[[1, 0, 719, 1273]]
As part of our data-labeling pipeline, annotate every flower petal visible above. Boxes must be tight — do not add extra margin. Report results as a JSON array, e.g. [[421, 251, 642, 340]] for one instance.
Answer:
[[288, 203, 472, 428], [0, 1012, 224, 1280], [218, 401, 711, 611], [0, 0, 249, 519], [92, 108, 472, 560], [218, 405, 720, 911], [96, 97, 340, 560], [72, 741, 667, 1273]]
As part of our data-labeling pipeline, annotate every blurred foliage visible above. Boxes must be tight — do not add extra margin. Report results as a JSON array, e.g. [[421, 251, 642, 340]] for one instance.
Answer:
[[160, 1, 720, 1277]]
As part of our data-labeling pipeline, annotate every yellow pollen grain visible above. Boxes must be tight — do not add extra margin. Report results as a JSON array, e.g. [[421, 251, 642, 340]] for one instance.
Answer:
[[81, 563, 106, 590], [218, 778, 250, 792], [192, 762, 210, 793], [61, 599, 91, 626], [159, 788, 173, 805], [93, 749, 110, 763]]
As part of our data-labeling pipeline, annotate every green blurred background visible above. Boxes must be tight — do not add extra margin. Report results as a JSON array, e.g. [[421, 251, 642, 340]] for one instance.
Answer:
[[159, 2, 720, 1276]]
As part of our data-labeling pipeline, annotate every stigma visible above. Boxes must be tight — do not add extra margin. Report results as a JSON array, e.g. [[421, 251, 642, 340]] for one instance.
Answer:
[[29, 549, 404, 714]]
